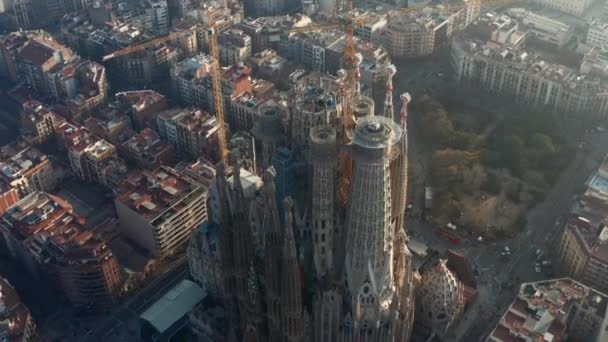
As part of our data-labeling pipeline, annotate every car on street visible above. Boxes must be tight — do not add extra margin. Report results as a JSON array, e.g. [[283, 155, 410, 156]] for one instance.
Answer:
[[535, 264, 541, 273]]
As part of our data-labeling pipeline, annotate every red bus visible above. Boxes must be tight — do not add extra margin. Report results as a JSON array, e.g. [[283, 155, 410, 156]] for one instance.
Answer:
[[434, 227, 462, 244]]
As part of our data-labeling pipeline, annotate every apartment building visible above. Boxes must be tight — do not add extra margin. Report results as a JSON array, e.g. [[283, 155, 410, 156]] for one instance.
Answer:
[[156, 108, 221, 160], [229, 78, 278, 132], [119, 43, 182, 89], [0, 141, 56, 196], [0, 192, 122, 313], [55, 123, 128, 188], [113, 0, 169, 35], [487, 278, 608, 342], [356, 13, 387, 44], [512, 10, 575, 49], [48, 58, 108, 118], [60, 15, 152, 60], [0, 181, 20, 217], [20, 100, 64, 144], [82, 140, 128, 188], [236, 14, 311, 54], [115, 90, 168, 130], [557, 157, 608, 293], [243, 0, 286, 17], [27, 215, 122, 312], [530, 0, 594, 16], [6, 31, 74, 95], [219, 28, 252, 65], [287, 30, 342, 73], [187, 0, 242, 28], [0, 30, 36, 81], [247, 49, 287, 82], [382, 2, 479, 59], [0, 192, 71, 275], [587, 20, 608, 48], [13, 0, 33, 29], [0, 277, 37, 342], [170, 57, 253, 118], [170, 53, 214, 107], [62, 16, 177, 88], [451, 30, 608, 122], [122, 128, 173, 170], [581, 46, 608, 79], [0, 30, 107, 115], [174, 157, 215, 189], [114, 167, 208, 256]]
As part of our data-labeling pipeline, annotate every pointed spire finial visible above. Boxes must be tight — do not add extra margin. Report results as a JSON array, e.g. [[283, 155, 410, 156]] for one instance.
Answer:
[[399, 93, 412, 129], [383, 63, 397, 119]]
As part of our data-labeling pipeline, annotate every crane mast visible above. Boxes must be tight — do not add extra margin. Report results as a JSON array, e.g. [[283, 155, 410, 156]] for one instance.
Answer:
[[208, 26, 229, 165], [337, 8, 359, 208]]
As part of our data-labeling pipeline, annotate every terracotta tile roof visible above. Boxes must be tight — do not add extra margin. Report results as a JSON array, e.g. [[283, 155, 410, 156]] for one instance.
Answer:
[[18, 40, 55, 66]]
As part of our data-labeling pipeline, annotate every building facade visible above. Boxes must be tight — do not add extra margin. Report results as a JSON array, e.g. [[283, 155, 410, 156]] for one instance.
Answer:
[[382, 2, 479, 59], [530, 0, 594, 16], [0, 277, 37, 342], [0, 192, 121, 313], [114, 167, 208, 257], [557, 157, 608, 293], [0, 142, 56, 196]]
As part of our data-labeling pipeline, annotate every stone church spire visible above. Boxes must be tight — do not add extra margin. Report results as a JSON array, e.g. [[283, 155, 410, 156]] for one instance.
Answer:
[[217, 161, 239, 330], [310, 126, 337, 279], [281, 197, 304, 342], [262, 167, 283, 342], [344, 116, 402, 327]]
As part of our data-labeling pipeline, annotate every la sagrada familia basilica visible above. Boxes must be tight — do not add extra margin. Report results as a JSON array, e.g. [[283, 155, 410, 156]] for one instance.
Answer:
[[190, 61, 466, 342]]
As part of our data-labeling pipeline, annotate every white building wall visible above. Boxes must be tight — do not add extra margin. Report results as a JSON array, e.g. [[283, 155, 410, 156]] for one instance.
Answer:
[[114, 199, 159, 255]]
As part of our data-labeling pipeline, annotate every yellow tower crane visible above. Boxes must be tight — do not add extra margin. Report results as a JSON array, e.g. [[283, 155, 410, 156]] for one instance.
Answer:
[[207, 24, 229, 165], [102, 25, 230, 164]]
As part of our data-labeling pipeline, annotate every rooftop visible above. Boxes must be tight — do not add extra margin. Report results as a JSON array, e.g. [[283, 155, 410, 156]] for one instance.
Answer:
[[1, 192, 72, 240], [28, 210, 112, 265], [123, 128, 172, 161], [158, 109, 219, 138], [16, 34, 73, 70], [116, 167, 201, 222], [84, 139, 116, 160], [237, 14, 311, 31], [0, 142, 51, 182], [21, 100, 63, 127], [140, 279, 205, 334], [490, 278, 608, 342], [386, 3, 464, 29], [172, 54, 214, 80], [174, 158, 215, 188], [115, 90, 166, 113]]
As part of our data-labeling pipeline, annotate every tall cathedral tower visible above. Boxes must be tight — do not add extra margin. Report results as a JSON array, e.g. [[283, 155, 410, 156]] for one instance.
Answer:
[[217, 159, 263, 340], [310, 126, 337, 279], [280, 197, 304, 341], [344, 116, 402, 328]]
